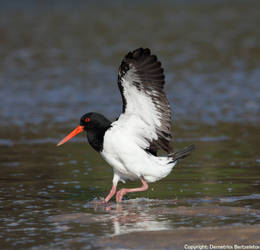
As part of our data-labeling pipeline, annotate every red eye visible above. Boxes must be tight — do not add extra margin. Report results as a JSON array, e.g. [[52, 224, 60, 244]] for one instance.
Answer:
[[85, 117, 91, 122]]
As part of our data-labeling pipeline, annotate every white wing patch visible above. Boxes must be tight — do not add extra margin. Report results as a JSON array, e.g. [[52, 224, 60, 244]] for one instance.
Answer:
[[121, 74, 162, 144], [117, 48, 173, 154]]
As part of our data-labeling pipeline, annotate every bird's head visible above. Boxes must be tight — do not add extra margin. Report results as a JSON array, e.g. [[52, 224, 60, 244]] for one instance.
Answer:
[[57, 112, 111, 147]]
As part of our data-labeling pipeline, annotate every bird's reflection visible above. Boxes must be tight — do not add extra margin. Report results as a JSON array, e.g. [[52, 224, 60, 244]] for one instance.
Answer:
[[91, 198, 174, 235]]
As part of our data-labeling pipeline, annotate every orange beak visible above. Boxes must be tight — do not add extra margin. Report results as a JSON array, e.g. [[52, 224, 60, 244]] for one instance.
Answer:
[[57, 125, 84, 147]]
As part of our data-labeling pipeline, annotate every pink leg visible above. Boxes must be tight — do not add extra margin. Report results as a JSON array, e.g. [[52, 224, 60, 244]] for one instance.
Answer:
[[104, 184, 117, 203], [116, 178, 148, 202]]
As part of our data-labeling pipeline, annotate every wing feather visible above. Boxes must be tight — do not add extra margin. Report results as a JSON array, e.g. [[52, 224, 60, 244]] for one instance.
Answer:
[[117, 48, 173, 154]]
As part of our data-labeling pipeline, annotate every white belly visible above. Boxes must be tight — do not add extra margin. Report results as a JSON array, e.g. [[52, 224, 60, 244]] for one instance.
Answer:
[[101, 119, 176, 183], [101, 126, 142, 181]]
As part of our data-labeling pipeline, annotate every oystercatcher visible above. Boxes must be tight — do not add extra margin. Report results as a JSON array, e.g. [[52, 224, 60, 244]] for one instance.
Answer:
[[57, 48, 194, 203]]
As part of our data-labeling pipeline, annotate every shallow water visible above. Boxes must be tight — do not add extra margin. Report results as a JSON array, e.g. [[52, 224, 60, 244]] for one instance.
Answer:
[[1, 122, 259, 249], [0, 0, 260, 249]]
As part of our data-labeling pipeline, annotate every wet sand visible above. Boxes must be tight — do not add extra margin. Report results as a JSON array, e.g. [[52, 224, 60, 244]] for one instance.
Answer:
[[50, 204, 260, 223], [96, 225, 260, 249], [50, 204, 260, 249]]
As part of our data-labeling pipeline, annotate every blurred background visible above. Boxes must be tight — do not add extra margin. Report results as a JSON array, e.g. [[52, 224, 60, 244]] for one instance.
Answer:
[[0, 0, 259, 249], [0, 0, 259, 127]]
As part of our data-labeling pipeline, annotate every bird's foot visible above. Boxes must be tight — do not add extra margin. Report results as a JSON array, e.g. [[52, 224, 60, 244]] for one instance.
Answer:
[[115, 179, 149, 203], [116, 188, 127, 202], [94, 200, 112, 211], [103, 184, 117, 203], [97, 200, 107, 205]]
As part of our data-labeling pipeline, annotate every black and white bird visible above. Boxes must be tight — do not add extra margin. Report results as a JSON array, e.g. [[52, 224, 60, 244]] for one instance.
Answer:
[[57, 48, 194, 203]]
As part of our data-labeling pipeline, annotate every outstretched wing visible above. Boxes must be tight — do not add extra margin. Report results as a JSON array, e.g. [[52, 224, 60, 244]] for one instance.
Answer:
[[117, 48, 173, 154]]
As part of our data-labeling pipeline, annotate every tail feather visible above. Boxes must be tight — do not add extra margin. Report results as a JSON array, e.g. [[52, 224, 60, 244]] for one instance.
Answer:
[[168, 144, 195, 162]]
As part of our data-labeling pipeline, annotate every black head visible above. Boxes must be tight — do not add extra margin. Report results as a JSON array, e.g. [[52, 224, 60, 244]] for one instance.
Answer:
[[79, 112, 111, 132], [57, 112, 111, 152]]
